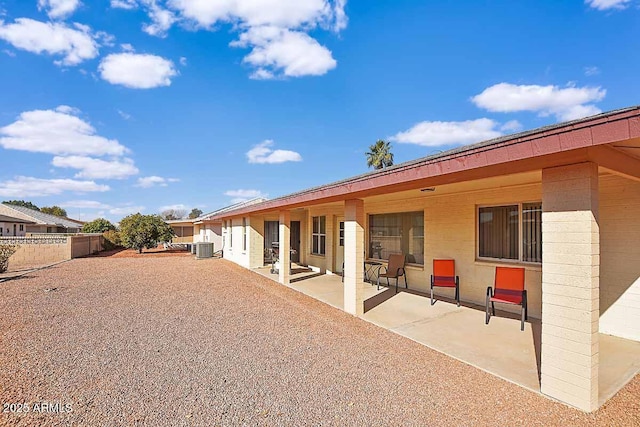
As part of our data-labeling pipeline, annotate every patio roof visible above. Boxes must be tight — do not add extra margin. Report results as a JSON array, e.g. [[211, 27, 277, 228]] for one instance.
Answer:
[[0, 214, 34, 224], [1, 203, 84, 228], [212, 105, 640, 219]]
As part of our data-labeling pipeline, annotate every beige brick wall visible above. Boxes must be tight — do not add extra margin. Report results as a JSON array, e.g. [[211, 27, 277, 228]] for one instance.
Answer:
[[344, 199, 366, 315], [5, 237, 71, 269], [541, 162, 599, 412], [218, 172, 639, 344], [366, 184, 544, 317], [599, 174, 640, 341]]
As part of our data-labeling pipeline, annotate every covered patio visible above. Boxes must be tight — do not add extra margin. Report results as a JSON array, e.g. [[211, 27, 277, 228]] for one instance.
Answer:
[[253, 266, 640, 407], [216, 107, 640, 411]]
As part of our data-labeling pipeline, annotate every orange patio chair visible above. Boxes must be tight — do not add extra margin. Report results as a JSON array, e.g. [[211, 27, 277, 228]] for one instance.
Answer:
[[376, 253, 408, 293], [485, 266, 528, 331], [430, 259, 460, 307]]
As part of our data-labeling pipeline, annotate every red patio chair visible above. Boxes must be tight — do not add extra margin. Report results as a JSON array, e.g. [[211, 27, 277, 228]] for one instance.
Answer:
[[376, 253, 408, 293], [430, 259, 460, 307], [486, 266, 528, 331]]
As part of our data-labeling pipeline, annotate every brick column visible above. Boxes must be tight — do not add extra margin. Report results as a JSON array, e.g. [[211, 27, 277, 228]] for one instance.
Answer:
[[344, 199, 366, 316], [279, 211, 291, 285], [541, 162, 599, 412]]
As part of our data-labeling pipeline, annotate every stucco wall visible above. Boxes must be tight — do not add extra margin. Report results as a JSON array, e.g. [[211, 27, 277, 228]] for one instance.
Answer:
[[0, 222, 27, 237]]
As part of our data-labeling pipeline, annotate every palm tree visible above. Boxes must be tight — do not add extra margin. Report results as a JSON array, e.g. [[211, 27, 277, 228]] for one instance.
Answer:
[[366, 139, 394, 169]]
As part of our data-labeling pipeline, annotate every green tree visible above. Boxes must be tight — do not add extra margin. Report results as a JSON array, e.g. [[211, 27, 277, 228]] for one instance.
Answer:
[[41, 206, 68, 217], [119, 213, 175, 254], [188, 208, 203, 219], [3, 200, 40, 211], [82, 218, 116, 233], [366, 139, 394, 170]]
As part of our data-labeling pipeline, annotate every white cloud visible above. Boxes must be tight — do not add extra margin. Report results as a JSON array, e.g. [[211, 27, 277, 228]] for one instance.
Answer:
[[135, 176, 179, 188], [246, 140, 302, 164], [142, 1, 176, 37], [159, 203, 187, 212], [232, 26, 336, 78], [169, 0, 335, 28], [121, 43, 135, 52], [224, 189, 267, 204], [332, 0, 348, 31], [38, 0, 81, 19], [390, 118, 505, 147], [0, 176, 109, 197], [111, 0, 137, 9], [500, 120, 523, 133], [60, 200, 112, 209], [0, 106, 127, 156], [584, 66, 600, 76], [0, 18, 98, 66], [179, 56, 187, 66], [109, 205, 144, 216], [115, 0, 346, 78], [117, 109, 132, 120], [52, 156, 139, 179], [585, 0, 631, 10], [99, 53, 178, 89], [471, 82, 606, 121]]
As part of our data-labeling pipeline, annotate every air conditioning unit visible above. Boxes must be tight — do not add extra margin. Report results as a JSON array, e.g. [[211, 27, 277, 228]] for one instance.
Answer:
[[196, 242, 214, 259], [190, 243, 197, 255]]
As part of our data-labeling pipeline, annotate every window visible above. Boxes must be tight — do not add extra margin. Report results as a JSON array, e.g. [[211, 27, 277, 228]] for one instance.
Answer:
[[522, 203, 542, 263], [478, 203, 542, 263], [242, 217, 247, 251], [368, 211, 424, 265], [311, 216, 326, 255], [19, 224, 24, 231], [227, 221, 233, 249], [339, 221, 344, 247]]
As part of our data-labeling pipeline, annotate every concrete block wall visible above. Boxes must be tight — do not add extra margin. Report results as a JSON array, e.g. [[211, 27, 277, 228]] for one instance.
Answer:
[[599, 174, 640, 341], [4, 236, 71, 269], [70, 235, 103, 258], [540, 162, 599, 412], [366, 183, 544, 317]]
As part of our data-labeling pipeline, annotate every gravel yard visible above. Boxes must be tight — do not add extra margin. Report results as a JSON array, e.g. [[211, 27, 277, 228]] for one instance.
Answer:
[[1, 255, 638, 426]]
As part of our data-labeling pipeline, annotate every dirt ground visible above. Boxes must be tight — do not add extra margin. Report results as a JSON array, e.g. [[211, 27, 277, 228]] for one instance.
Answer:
[[0, 255, 638, 426]]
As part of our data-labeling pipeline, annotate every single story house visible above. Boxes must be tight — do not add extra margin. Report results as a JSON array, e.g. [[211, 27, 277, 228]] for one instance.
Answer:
[[0, 203, 83, 233], [209, 106, 640, 412], [0, 213, 34, 237], [167, 198, 267, 251]]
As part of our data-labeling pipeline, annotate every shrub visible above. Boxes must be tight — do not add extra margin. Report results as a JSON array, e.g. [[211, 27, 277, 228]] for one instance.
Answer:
[[0, 244, 19, 273], [83, 218, 116, 234], [102, 230, 122, 251]]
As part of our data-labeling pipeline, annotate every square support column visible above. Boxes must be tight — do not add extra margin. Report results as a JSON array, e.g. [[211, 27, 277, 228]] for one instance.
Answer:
[[541, 162, 599, 412], [279, 211, 291, 285], [344, 199, 366, 316]]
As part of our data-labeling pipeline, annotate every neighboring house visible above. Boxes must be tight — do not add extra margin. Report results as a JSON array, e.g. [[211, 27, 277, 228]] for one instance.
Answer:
[[209, 106, 640, 412], [0, 214, 34, 237], [166, 198, 268, 251], [0, 203, 84, 233]]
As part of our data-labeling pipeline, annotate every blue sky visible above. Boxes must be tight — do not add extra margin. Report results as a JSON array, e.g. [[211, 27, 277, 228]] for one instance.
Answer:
[[0, 0, 638, 221]]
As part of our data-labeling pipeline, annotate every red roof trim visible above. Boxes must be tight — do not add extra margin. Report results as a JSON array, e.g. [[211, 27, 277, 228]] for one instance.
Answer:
[[214, 106, 640, 219]]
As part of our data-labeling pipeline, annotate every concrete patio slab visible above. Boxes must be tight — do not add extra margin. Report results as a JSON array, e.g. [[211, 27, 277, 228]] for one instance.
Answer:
[[252, 265, 640, 409]]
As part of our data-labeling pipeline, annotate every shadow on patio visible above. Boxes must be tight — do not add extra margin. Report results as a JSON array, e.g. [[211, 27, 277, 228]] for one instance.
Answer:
[[252, 266, 640, 407]]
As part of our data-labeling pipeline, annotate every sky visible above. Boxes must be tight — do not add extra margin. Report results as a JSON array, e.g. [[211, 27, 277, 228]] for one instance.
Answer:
[[0, 0, 638, 222]]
